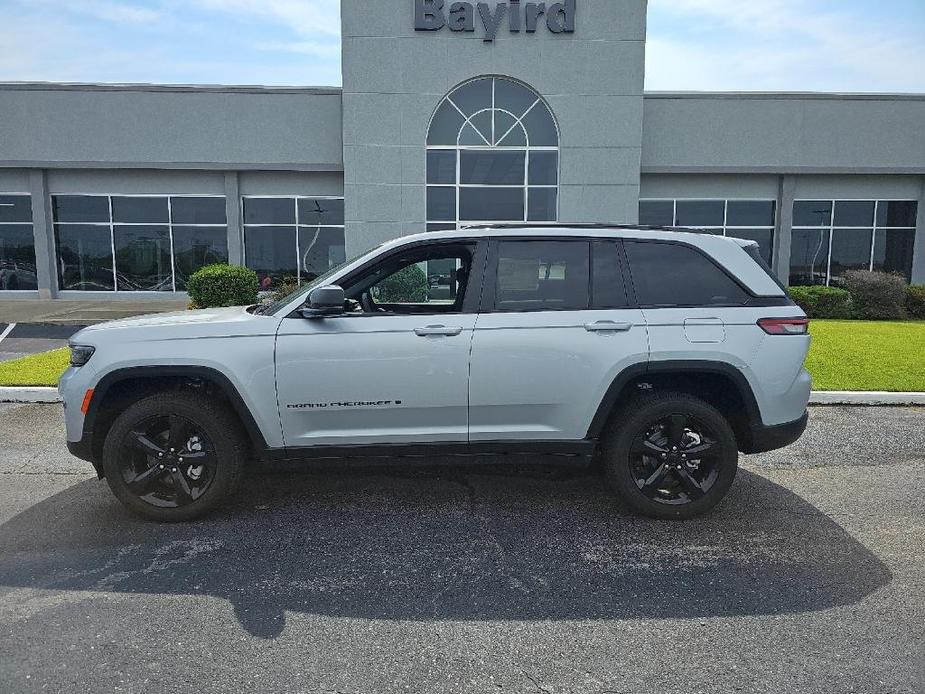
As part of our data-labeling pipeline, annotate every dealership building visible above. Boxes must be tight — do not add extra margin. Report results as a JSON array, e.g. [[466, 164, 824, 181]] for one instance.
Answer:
[[1, 0, 923, 300]]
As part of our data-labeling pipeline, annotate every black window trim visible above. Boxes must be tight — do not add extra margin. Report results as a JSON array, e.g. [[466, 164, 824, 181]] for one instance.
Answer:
[[591, 238, 633, 310]]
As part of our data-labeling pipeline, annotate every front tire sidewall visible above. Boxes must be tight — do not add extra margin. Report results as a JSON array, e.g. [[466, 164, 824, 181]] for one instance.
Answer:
[[604, 395, 738, 519], [102, 393, 244, 522]]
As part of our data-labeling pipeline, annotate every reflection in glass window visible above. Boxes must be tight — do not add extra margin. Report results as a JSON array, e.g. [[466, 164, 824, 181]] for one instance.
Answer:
[[789, 229, 830, 287], [243, 197, 346, 290], [495, 240, 589, 311], [52, 195, 228, 292], [789, 199, 918, 286], [426, 77, 559, 229], [639, 199, 776, 264], [55, 224, 115, 291], [173, 227, 229, 290], [829, 228, 874, 287], [873, 228, 916, 281], [0, 194, 37, 291], [114, 225, 172, 291], [245, 226, 297, 291]]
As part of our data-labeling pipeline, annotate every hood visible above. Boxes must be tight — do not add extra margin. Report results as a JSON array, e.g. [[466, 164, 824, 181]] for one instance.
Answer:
[[71, 305, 268, 340]]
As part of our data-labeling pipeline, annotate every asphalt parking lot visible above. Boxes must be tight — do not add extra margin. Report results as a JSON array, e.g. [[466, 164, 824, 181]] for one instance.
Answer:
[[0, 323, 85, 362], [1, 404, 923, 693]]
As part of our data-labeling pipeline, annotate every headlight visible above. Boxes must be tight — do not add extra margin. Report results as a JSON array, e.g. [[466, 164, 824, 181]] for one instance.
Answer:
[[69, 345, 96, 367]]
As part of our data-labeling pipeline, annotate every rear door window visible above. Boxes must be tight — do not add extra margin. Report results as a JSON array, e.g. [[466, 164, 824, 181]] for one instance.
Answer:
[[625, 240, 749, 307], [494, 240, 590, 311]]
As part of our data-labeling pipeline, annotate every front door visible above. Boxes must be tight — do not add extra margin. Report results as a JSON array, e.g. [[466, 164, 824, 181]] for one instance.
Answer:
[[275, 240, 483, 449]]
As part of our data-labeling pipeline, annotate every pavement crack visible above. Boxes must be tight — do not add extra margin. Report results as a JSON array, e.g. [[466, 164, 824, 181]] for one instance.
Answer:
[[523, 671, 551, 694]]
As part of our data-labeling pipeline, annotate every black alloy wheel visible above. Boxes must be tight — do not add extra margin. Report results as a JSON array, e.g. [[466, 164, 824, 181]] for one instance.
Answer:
[[102, 392, 246, 521], [628, 413, 721, 505], [602, 392, 738, 519], [119, 414, 217, 508]]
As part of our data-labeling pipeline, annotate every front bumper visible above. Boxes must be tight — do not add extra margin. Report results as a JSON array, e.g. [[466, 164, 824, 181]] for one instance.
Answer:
[[741, 410, 809, 454], [67, 439, 103, 477]]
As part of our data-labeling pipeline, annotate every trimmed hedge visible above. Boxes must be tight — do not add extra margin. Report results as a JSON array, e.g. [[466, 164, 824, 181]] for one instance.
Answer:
[[841, 270, 907, 320], [907, 285, 925, 320], [187, 264, 259, 308], [787, 285, 853, 319], [374, 264, 428, 303]]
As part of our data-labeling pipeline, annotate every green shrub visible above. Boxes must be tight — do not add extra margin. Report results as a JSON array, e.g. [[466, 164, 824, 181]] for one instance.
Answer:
[[186, 264, 259, 308], [787, 285, 853, 319], [373, 264, 428, 303], [906, 285, 925, 320], [841, 270, 907, 320]]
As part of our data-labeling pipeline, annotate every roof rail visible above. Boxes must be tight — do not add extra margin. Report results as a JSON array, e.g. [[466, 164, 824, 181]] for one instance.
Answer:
[[459, 222, 693, 233]]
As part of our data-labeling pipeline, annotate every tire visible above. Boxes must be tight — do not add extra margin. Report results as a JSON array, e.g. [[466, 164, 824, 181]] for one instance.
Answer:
[[601, 391, 738, 520], [102, 391, 247, 522]]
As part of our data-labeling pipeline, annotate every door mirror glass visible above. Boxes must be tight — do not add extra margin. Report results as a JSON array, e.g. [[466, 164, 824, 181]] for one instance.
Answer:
[[302, 284, 345, 316]]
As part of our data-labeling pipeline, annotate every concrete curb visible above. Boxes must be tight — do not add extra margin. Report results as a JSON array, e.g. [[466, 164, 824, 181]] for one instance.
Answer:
[[808, 391, 925, 406], [0, 387, 61, 403], [2, 387, 925, 406]]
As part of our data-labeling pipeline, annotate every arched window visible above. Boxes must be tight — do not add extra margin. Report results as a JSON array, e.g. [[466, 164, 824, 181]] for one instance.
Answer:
[[426, 77, 559, 231]]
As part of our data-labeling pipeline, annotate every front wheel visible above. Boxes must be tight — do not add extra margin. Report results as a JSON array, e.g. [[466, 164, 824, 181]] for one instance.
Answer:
[[601, 392, 738, 519], [102, 392, 246, 522]]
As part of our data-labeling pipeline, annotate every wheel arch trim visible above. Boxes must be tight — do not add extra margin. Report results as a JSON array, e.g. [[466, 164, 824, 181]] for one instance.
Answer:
[[83, 365, 270, 455], [585, 360, 762, 440]]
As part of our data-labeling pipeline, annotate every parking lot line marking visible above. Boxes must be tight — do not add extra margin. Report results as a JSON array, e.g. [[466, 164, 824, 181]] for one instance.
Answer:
[[0, 322, 16, 345]]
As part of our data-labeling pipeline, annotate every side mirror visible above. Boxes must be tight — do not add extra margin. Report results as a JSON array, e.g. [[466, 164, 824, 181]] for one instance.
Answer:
[[301, 285, 346, 317]]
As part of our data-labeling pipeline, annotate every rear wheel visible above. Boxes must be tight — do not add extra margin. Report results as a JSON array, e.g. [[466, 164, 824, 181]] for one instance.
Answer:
[[102, 392, 246, 522], [601, 392, 738, 519]]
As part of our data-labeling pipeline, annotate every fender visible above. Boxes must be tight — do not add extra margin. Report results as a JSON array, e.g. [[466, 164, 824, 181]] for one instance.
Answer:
[[585, 359, 762, 440], [81, 365, 270, 459]]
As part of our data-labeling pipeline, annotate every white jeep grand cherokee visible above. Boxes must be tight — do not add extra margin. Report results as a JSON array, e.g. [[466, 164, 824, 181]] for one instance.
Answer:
[[60, 225, 811, 522]]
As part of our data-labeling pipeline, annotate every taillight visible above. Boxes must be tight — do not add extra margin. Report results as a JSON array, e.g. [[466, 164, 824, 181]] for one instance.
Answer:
[[758, 318, 809, 335]]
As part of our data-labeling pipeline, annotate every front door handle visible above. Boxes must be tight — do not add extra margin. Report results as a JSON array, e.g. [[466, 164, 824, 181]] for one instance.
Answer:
[[584, 321, 633, 333], [414, 325, 463, 337]]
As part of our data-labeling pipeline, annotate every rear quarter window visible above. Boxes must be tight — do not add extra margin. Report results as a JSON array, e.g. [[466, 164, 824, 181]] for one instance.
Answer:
[[625, 240, 750, 307]]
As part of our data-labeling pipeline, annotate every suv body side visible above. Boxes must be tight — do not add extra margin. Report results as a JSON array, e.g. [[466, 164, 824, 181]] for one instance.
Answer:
[[60, 227, 810, 472]]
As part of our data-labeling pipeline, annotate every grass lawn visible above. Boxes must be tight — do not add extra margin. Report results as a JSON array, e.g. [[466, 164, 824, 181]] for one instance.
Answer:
[[0, 321, 922, 391], [806, 320, 925, 392], [0, 348, 69, 387]]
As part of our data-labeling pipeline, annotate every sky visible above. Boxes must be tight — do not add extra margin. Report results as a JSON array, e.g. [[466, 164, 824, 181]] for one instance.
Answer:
[[0, 0, 923, 92]]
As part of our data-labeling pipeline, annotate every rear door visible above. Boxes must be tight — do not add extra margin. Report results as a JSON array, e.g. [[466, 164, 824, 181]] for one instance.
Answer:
[[467, 237, 649, 443]]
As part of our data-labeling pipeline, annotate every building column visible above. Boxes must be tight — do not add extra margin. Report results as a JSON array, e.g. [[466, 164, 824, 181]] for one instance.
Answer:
[[224, 172, 243, 266], [911, 176, 925, 285], [774, 175, 796, 285], [28, 169, 57, 299]]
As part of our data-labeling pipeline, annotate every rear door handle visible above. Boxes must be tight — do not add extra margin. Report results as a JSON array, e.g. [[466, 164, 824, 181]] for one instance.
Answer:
[[584, 321, 633, 333], [414, 325, 463, 337]]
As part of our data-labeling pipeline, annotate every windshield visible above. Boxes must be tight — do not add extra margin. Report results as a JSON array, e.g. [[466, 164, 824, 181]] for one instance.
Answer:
[[260, 248, 378, 316]]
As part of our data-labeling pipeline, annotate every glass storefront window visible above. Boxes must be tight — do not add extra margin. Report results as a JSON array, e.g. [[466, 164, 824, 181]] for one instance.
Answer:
[[426, 76, 559, 228], [639, 198, 776, 264], [789, 228, 830, 287], [789, 199, 918, 286], [56, 224, 116, 291], [243, 197, 346, 290], [0, 194, 37, 291], [172, 227, 229, 290], [52, 195, 228, 292]]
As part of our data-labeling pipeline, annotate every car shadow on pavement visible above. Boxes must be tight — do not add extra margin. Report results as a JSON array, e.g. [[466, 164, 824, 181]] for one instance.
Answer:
[[0, 464, 892, 639]]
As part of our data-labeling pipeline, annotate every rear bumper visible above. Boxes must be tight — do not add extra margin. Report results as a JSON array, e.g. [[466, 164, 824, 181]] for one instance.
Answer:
[[741, 410, 808, 454]]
